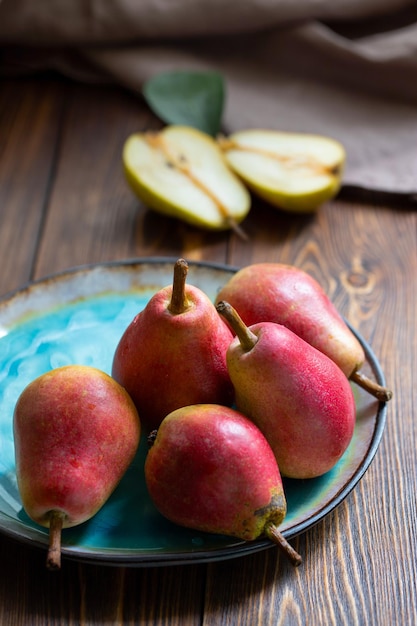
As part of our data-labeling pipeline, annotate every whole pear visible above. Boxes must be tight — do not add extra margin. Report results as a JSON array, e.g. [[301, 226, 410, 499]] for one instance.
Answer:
[[145, 403, 302, 566], [217, 301, 356, 479], [13, 365, 141, 570], [112, 259, 234, 432], [215, 263, 392, 401]]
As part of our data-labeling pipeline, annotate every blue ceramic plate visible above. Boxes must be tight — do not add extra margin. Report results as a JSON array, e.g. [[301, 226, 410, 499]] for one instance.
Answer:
[[0, 258, 388, 566]]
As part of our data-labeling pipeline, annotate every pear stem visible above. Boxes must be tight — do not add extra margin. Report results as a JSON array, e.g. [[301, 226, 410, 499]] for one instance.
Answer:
[[265, 523, 303, 567], [168, 258, 191, 315], [350, 370, 393, 402], [216, 301, 258, 351], [226, 219, 250, 242], [46, 510, 65, 570]]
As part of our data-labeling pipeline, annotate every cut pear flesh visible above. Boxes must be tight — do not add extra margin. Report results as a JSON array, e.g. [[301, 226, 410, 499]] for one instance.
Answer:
[[123, 125, 251, 232], [219, 130, 345, 212]]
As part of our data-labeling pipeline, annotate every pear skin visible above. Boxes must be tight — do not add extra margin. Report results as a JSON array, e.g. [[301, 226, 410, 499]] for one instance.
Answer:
[[112, 259, 234, 432], [13, 365, 141, 569], [217, 302, 357, 479], [215, 263, 392, 401], [145, 404, 302, 566]]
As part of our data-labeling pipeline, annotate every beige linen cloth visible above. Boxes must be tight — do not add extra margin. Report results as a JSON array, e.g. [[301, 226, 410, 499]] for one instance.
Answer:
[[1, 0, 417, 198]]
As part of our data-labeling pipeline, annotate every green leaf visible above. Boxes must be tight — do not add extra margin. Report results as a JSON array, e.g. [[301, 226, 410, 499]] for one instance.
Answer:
[[142, 70, 225, 136]]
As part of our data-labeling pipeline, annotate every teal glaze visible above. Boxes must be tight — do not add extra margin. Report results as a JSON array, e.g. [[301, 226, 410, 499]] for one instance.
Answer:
[[0, 290, 244, 556], [0, 261, 386, 565]]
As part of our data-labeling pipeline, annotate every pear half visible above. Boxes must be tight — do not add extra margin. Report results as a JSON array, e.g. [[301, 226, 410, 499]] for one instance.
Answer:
[[123, 125, 251, 233], [219, 130, 345, 213]]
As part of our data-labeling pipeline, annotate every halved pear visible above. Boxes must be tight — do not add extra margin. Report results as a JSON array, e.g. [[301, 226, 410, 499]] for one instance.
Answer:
[[123, 125, 251, 234], [218, 130, 345, 213]]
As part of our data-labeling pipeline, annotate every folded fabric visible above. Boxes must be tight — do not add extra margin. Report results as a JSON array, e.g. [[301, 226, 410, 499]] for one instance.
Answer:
[[1, 0, 416, 197]]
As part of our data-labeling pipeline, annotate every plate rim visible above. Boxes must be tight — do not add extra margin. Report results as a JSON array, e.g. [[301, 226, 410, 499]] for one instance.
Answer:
[[0, 256, 388, 566]]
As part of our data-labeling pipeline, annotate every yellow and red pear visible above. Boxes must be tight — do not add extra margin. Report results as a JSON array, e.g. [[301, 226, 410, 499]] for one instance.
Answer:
[[112, 259, 234, 432], [215, 263, 392, 401], [145, 403, 302, 566], [217, 301, 356, 479], [13, 365, 141, 569]]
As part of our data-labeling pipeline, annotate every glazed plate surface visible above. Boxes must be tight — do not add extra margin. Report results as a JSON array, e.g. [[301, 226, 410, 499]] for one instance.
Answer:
[[0, 258, 387, 566]]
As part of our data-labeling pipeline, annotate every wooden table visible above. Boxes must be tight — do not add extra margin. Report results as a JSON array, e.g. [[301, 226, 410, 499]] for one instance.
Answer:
[[1, 75, 416, 626]]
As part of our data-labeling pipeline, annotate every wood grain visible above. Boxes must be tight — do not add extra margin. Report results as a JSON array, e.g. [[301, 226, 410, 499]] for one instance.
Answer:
[[0, 76, 416, 626], [0, 78, 64, 295]]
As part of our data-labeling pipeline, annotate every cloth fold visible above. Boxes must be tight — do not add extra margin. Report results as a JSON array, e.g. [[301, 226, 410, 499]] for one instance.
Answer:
[[1, 0, 417, 197]]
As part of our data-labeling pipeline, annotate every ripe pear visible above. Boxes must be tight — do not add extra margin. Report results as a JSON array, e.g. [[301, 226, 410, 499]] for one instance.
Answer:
[[112, 258, 234, 432], [215, 263, 392, 402], [13, 365, 141, 570], [123, 125, 251, 237], [217, 301, 357, 479], [218, 130, 345, 212], [145, 403, 302, 566]]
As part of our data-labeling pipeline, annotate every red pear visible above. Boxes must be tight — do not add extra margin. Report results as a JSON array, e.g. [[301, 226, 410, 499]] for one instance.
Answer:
[[112, 259, 234, 432], [215, 263, 392, 401], [13, 365, 141, 570], [145, 403, 302, 566], [217, 301, 356, 479]]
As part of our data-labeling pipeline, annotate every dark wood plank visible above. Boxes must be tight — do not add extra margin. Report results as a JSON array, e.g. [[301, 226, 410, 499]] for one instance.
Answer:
[[0, 77, 65, 296], [0, 536, 206, 625]]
